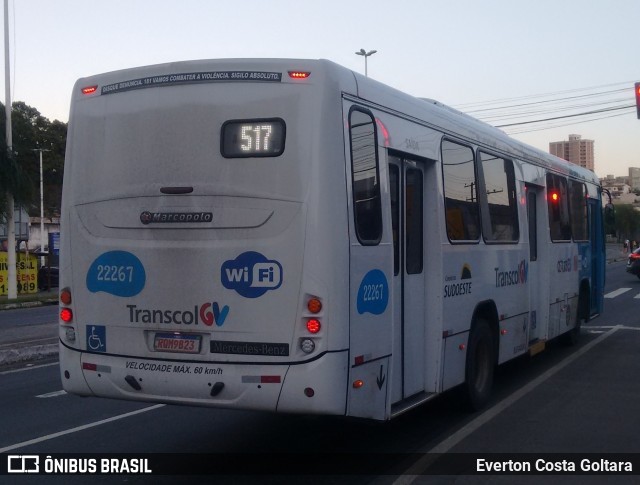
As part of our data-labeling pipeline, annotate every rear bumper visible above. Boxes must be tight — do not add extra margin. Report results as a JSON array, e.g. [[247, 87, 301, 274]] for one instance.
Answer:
[[626, 262, 640, 275], [59, 344, 348, 415]]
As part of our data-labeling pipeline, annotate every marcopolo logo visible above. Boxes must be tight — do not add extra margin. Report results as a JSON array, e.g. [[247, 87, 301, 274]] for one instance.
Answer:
[[221, 251, 283, 298], [140, 211, 213, 225]]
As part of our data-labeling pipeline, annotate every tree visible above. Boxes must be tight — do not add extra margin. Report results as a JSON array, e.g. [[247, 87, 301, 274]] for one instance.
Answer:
[[0, 104, 35, 215], [613, 204, 640, 241], [0, 101, 66, 218], [1, 101, 66, 299]]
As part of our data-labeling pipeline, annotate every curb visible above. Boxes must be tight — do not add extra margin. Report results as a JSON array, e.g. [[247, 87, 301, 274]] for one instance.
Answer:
[[0, 343, 58, 366], [0, 299, 58, 311]]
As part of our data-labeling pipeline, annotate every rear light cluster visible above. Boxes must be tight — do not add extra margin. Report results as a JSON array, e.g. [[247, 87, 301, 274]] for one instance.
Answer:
[[288, 71, 310, 79], [60, 288, 76, 342], [81, 85, 98, 95], [629, 252, 640, 260], [300, 296, 323, 354]]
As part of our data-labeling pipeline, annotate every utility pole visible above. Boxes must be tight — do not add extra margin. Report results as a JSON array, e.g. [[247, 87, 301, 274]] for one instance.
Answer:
[[33, 148, 50, 266], [4, 0, 16, 299]]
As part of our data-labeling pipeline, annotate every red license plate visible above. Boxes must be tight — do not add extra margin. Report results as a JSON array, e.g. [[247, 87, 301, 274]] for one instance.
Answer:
[[154, 333, 201, 354]]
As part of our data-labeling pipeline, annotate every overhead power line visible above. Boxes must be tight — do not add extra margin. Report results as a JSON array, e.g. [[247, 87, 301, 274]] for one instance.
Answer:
[[504, 110, 633, 135], [495, 105, 635, 128], [454, 81, 636, 109], [453, 81, 639, 134]]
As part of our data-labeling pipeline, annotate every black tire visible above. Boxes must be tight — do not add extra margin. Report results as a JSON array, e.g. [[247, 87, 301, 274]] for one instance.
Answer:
[[462, 318, 495, 411]]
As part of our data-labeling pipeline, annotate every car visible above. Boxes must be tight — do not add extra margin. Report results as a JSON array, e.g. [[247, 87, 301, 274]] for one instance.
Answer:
[[626, 248, 640, 278], [38, 266, 59, 290]]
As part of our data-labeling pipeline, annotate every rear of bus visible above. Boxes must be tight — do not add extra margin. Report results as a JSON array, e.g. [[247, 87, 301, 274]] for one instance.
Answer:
[[59, 59, 353, 415]]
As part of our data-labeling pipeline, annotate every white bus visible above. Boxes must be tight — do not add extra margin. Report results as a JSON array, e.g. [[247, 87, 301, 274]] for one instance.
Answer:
[[59, 59, 605, 420]]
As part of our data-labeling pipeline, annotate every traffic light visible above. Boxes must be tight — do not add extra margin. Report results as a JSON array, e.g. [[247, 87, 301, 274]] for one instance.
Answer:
[[636, 82, 640, 119]]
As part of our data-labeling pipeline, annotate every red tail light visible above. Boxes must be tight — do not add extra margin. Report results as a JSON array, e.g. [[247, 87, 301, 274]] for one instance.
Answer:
[[60, 308, 73, 323], [306, 319, 321, 334]]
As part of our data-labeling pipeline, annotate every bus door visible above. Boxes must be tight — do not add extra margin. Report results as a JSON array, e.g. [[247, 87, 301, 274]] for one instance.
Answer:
[[526, 184, 544, 346], [588, 197, 605, 316], [346, 106, 394, 420], [389, 155, 426, 402]]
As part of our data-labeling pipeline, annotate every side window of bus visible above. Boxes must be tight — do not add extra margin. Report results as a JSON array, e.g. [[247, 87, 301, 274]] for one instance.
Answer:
[[479, 152, 519, 242], [569, 180, 589, 241], [349, 108, 382, 245], [441, 139, 480, 242], [389, 164, 400, 275], [547, 173, 571, 241]]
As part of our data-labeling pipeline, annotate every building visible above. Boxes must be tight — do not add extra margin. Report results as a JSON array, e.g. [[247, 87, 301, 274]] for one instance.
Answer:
[[601, 175, 639, 205], [629, 167, 640, 192], [549, 134, 595, 171]]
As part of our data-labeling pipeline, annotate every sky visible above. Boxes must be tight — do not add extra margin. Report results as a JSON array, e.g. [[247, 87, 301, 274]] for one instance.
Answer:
[[3, 0, 639, 177]]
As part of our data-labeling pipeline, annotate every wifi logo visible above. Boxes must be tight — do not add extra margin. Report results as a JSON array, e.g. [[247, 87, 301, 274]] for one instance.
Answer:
[[221, 251, 283, 299]]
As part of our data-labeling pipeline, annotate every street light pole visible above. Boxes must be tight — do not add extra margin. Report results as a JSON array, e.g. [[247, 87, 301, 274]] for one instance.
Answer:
[[355, 48, 377, 77], [33, 148, 50, 265], [4, 0, 17, 299]]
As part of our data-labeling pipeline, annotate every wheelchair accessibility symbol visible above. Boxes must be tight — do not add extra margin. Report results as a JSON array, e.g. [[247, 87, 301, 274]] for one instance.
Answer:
[[86, 325, 106, 352]]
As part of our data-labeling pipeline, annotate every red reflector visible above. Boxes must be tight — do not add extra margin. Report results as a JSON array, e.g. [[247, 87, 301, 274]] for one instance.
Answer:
[[261, 376, 281, 384], [82, 362, 97, 371], [355, 355, 364, 366], [306, 319, 321, 334], [81, 85, 98, 95], [288, 71, 310, 79], [60, 308, 73, 323]]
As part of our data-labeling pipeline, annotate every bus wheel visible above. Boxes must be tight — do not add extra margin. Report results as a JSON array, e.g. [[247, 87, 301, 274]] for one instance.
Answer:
[[462, 318, 495, 411]]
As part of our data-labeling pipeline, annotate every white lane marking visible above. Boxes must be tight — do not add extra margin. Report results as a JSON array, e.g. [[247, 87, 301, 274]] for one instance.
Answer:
[[36, 390, 67, 398], [0, 362, 58, 375], [604, 288, 632, 298], [393, 325, 621, 483], [588, 325, 640, 332], [0, 404, 166, 453], [634, 293, 640, 299]]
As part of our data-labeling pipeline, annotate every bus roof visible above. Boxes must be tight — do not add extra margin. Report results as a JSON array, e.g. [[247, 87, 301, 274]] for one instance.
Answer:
[[73, 57, 600, 186]]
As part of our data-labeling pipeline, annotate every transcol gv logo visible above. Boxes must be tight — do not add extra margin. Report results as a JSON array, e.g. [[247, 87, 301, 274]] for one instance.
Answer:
[[221, 251, 283, 298], [494, 260, 528, 288], [127, 301, 229, 326]]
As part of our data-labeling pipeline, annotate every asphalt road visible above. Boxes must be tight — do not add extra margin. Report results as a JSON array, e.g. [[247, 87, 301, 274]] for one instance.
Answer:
[[1, 260, 639, 483]]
